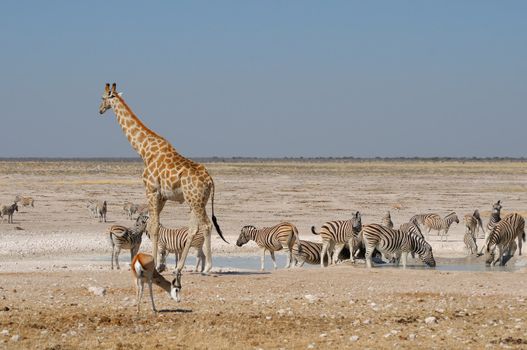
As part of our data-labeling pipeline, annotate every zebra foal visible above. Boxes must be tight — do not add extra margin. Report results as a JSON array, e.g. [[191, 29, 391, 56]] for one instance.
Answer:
[[236, 222, 300, 271], [311, 211, 362, 267], [423, 212, 459, 241], [362, 224, 436, 268], [155, 225, 205, 273], [108, 214, 148, 270]]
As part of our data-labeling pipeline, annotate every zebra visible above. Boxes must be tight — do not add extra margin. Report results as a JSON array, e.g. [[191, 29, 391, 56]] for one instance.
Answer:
[[381, 211, 394, 229], [502, 212, 525, 255], [108, 214, 149, 270], [96, 200, 107, 222], [485, 216, 525, 266], [487, 200, 502, 232], [86, 200, 98, 218], [292, 240, 328, 267], [423, 212, 459, 241], [361, 223, 436, 268], [464, 209, 484, 239], [463, 231, 478, 255], [123, 202, 139, 220], [311, 211, 362, 267], [0, 203, 18, 224], [155, 225, 205, 273], [479, 200, 503, 255], [14, 195, 34, 207], [236, 222, 300, 271], [399, 222, 424, 259], [409, 213, 434, 228]]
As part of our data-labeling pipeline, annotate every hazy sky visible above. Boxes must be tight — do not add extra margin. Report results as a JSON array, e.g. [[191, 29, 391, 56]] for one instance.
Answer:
[[0, 1, 526, 158]]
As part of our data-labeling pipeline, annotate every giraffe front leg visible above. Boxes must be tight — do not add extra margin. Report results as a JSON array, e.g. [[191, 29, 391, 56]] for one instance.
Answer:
[[146, 192, 165, 267]]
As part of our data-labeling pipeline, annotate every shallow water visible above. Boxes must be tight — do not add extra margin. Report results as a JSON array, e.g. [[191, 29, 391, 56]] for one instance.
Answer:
[[91, 254, 519, 272]]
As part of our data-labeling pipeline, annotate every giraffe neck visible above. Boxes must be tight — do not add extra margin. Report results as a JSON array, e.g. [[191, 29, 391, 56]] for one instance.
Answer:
[[110, 95, 167, 160]]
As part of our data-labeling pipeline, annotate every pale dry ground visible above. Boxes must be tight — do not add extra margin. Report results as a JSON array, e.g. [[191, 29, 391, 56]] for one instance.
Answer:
[[1, 160, 527, 349]]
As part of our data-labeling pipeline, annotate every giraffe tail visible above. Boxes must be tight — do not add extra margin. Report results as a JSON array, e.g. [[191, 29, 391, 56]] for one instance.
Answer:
[[211, 180, 229, 244]]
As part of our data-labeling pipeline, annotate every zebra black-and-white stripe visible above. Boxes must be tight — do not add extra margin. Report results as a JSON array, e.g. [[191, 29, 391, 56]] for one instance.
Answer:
[[155, 225, 205, 273], [409, 214, 434, 228], [236, 222, 300, 271], [487, 200, 502, 232], [292, 240, 328, 267], [361, 223, 436, 268], [464, 231, 478, 255], [502, 212, 525, 255], [399, 222, 424, 259], [0, 203, 18, 224], [108, 214, 148, 270], [485, 215, 525, 266], [311, 211, 362, 267], [423, 212, 459, 241], [464, 209, 484, 239], [381, 211, 394, 229]]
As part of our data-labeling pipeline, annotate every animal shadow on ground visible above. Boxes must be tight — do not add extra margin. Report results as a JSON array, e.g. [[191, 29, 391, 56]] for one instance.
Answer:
[[158, 308, 193, 314]]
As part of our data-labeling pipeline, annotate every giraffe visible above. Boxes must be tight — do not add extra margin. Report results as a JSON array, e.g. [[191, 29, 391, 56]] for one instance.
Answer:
[[98, 83, 228, 274]]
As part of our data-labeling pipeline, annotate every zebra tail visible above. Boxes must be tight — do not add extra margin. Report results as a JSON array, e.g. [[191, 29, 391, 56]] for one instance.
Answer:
[[311, 226, 320, 235], [523, 230, 526, 242], [211, 180, 229, 244]]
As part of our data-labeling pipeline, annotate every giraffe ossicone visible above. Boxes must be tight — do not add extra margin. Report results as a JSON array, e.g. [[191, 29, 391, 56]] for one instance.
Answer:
[[98, 82, 228, 274]]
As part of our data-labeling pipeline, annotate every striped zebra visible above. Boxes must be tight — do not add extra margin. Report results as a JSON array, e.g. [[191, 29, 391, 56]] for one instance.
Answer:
[[236, 222, 300, 271], [502, 212, 525, 255], [381, 211, 394, 229], [463, 231, 478, 255], [108, 214, 149, 270], [479, 201, 503, 255], [423, 212, 459, 241], [485, 216, 525, 266], [311, 211, 362, 267], [361, 224, 436, 268], [487, 200, 502, 232], [14, 195, 34, 207], [0, 203, 18, 224], [292, 240, 328, 267], [409, 214, 434, 228], [155, 225, 205, 273], [399, 222, 424, 259], [464, 209, 484, 239], [97, 201, 107, 223], [123, 202, 139, 220]]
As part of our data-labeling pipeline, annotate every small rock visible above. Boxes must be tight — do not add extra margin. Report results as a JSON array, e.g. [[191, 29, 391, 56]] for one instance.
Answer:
[[1, 330, 9, 336], [349, 335, 359, 342], [408, 333, 416, 340], [307, 343, 316, 349], [1, 307, 9, 312], [425, 316, 437, 324], [319, 333, 327, 338], [304, 294, 319, 303], [11, 335, 20, 342], [88, 286, 106, 297]]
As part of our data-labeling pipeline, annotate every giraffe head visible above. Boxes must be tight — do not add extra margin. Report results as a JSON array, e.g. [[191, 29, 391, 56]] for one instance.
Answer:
[[99, 83, 120, 115]]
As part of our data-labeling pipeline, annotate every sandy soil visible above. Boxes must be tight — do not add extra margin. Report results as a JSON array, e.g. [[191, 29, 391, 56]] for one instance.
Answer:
[[1, 160, 527, 349]]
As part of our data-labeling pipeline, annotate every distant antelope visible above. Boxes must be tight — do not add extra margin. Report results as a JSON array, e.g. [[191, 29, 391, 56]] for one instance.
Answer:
[[0, 203, 18, 224], [108, 214, 148, 270], [131, 253, 181, 314], [14, 195, 34, 207], [423, 212, 460, 241], [381, 211, 394, 229]]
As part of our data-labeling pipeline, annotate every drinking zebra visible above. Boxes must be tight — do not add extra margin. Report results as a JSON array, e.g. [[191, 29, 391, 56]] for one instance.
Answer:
[[0, 203, 18, 224], [399, 222, 424, 259], [292, 240, 328, 267], [485, 215, 525, 266], [502, 212, 525, 255], [155, 225, 205, 273], [14, 195, 34, 207], [423, 212, 459, 241], [381, 211, 394, 229], [236, 222, 300, 271], [311, 211, 362, 267], [361, 223, 436, 268], [108, 214, 149, 270]]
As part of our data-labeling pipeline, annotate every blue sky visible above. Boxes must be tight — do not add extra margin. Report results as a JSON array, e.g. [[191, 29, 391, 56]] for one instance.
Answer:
[[0, 1, 526, 157]]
